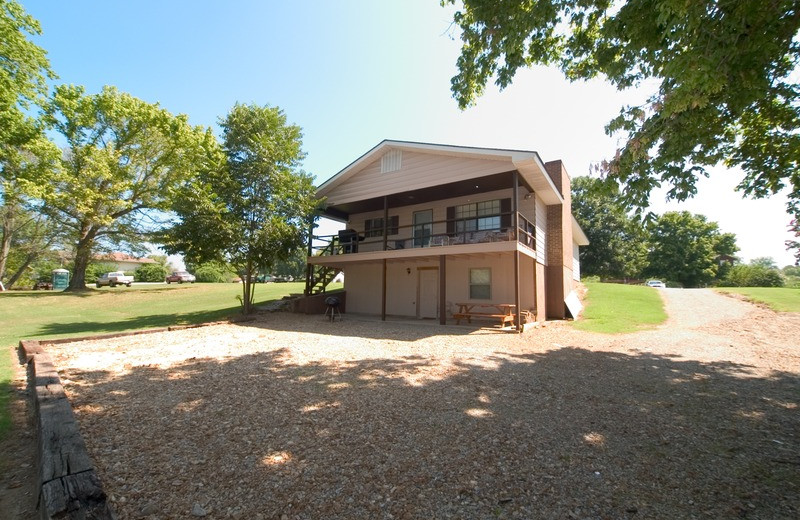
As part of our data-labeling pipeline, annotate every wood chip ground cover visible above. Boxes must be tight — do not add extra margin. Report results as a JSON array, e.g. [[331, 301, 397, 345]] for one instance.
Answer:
[[48, 289, 799, 519]]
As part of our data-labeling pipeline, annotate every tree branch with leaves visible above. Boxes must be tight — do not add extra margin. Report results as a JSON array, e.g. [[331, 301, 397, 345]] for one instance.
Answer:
[[444, 0, 800, 219]]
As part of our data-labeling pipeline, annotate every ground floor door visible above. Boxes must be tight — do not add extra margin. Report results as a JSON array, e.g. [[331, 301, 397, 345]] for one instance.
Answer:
[[417, 268, 438, 319]]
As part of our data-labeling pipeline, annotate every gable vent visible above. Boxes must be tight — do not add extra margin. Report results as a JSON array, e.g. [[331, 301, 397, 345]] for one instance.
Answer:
[[381, 149, 402, 173]]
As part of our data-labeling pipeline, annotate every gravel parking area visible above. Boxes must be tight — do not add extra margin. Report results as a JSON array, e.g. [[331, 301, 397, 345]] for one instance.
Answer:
[[49, 289, 799, 519]]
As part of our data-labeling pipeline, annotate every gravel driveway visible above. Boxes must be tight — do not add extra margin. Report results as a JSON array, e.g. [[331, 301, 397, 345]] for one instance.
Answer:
[[49, 289, 800, 519]]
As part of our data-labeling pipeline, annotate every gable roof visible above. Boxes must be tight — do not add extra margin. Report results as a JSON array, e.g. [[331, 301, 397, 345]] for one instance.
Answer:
[[317, 140, 565, 205]]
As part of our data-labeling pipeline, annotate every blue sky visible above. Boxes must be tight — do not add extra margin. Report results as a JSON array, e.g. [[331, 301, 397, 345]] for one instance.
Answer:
[[23, 0, 796, 265]]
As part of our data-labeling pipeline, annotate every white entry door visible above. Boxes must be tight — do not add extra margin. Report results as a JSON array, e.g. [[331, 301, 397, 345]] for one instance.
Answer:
[[417, 268, 438, 319]]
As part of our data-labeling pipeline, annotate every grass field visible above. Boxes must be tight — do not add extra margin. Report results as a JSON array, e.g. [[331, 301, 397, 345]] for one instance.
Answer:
[[572, 282, 668, 334], [0, 281, 333, 439], [715, 287, 800, 312]]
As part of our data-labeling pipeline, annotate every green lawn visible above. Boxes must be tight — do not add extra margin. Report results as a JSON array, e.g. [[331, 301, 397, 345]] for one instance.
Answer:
[[715, 287, 800, 312], [0, 281, 333, 439], [572, 281, 668, 334]]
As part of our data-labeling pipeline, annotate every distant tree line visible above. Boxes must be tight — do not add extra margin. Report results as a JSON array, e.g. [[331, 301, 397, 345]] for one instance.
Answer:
[[573, 177, 790, 288]]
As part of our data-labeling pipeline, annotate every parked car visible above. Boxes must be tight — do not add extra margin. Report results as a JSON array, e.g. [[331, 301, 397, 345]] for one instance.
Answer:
[[96, 271, 133, 288], [646, 280, 666, 288], [165, 271, 196, 284]]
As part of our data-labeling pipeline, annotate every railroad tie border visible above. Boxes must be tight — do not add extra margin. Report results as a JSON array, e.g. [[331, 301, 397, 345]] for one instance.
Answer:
[[21, 339, 116, 520]]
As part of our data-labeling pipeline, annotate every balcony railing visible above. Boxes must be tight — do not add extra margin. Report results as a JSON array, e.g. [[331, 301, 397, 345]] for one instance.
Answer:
[[311, 211, 536, 256]]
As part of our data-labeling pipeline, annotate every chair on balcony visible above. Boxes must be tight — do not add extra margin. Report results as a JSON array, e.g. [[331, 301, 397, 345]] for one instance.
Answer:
[[430, 235, 448, 247]]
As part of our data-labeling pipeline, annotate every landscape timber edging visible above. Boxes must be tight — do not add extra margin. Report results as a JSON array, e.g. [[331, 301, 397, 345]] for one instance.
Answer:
[[20, 339, 116, 520], [18, 313, 258, 519]]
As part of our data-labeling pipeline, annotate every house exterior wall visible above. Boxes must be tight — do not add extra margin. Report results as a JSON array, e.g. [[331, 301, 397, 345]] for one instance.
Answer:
[[324, 150, 513, 205], [342, 254, 526, 319], [112, 261, 151, 272]]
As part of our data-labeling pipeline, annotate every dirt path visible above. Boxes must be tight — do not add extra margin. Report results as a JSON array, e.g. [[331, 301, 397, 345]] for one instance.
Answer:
[[660, 288, 754, 328], [0, 348, 38, 520]]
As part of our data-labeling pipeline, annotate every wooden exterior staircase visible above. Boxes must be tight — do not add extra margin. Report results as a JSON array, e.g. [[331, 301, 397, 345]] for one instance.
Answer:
[[304, 238, 343, 296], [305, 264, 341, 296]]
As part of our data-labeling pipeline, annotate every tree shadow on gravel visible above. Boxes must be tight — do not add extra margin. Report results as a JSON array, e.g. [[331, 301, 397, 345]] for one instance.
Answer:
[[233, 312, 504, 342], [59, 346, 799, 520], [34, 309, 248, 339]]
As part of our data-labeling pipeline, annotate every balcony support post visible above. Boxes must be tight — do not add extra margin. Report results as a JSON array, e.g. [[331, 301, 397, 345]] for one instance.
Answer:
[[512, 171, 521, 332], [381, 258, 387, 321], [439, 255, 446, 325], [382, 196, 389, 251], [304, 216, 315, 296]]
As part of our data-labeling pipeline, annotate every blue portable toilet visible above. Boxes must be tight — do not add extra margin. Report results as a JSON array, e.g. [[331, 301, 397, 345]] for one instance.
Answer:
[[52, 268, 69, 290]]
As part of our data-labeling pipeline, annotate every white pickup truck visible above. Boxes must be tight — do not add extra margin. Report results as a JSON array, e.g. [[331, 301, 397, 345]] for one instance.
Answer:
[[96, 271, 133, 288]]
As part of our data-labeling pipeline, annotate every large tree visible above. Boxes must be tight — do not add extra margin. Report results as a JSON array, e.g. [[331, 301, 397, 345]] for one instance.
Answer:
[[444, 0, 800, 218], [0, 0, 54, 156], [572, 176, 647, 279], [646, 211, 738, 287], [44, 85, 218, 290], [0, 0, 61, 285], [163, 103, 318, 314]]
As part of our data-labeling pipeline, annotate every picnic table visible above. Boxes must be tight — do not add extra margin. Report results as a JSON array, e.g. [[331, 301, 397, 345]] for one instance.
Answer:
[[453, 303, 516, 327]]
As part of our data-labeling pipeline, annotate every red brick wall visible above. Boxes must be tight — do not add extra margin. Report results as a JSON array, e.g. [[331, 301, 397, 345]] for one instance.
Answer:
[[543, 160, 575, 319]]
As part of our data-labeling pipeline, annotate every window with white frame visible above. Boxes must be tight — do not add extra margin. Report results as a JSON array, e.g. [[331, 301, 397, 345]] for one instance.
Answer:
[[454, 199, 501, 233], [469, 268, 491, 299]]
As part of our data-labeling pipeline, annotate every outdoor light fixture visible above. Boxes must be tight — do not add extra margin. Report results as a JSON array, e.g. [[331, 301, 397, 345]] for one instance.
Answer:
[[407, 268, 411, 274]]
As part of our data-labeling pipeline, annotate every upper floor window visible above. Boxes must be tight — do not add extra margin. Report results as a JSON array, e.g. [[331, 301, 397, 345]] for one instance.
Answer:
[[454, 199, 501, 232], [365, 216, 399, 237]]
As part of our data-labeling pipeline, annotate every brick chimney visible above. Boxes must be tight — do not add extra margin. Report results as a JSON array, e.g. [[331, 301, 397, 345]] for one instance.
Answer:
[[543, 160, 575, 319]]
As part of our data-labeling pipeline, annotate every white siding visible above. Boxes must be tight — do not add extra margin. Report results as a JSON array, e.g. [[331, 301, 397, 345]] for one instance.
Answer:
[[535, 195, 547, 265], [572, 241, 581, 281], [325, 150, 512, 205]]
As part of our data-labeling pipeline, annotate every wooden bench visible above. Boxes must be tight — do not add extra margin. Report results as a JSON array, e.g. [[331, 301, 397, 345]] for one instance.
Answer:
[[453, 312, 515, 327]]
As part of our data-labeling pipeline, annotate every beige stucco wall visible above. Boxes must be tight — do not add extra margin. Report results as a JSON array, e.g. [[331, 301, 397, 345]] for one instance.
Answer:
[[343, 253, 542, 319]]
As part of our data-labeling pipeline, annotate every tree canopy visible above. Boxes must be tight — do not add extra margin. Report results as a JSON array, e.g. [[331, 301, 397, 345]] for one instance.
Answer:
[[646, 211, 738, 287], [163, 103, 318, 314], [44, 85, 218, 290], [0, 0, 54, 156], [571, 176, 647, 279], [444, 0, 800, 219]]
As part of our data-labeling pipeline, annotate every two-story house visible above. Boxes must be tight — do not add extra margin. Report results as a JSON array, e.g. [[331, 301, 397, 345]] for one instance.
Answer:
[[305, 140, 588, 330]]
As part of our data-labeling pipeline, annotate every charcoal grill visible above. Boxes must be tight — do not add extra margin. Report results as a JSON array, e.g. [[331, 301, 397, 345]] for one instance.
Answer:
[[324, 296, 341, 322]]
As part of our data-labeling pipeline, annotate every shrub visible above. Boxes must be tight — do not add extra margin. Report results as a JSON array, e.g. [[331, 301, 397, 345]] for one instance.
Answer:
[[135, 263, 169, 282], [194, 263, 230, 283], [85, 262, 119, 282], [719, 265, 784, 287]]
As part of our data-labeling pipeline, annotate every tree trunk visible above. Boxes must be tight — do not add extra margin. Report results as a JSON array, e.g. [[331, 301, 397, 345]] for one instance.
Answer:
[[241, 257, 253, 315], [67, 228, 96, 291], [5, 252, 36, 289], [0, 199, 17, 282]]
